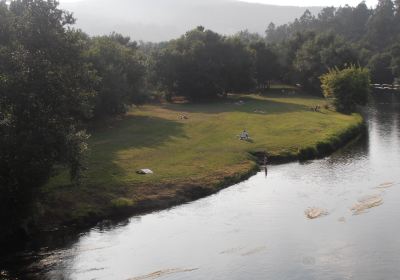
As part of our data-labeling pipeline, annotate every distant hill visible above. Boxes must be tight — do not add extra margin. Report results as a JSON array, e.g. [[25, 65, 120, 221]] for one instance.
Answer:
[[60, 0, 321, 42]]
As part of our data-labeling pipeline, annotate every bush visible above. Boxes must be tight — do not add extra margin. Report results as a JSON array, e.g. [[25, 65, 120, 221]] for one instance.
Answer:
[[320, 66, 370, 113]]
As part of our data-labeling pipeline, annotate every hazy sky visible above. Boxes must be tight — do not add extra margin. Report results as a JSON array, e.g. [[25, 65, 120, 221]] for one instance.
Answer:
[[60, 0, 378, 6], [241, 0, 378, 7]]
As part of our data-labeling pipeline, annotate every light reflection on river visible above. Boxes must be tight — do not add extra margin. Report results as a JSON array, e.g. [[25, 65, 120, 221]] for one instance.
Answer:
[[3, 93, 400, 280]]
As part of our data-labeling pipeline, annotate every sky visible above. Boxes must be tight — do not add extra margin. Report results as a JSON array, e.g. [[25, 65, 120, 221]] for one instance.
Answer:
[[240, 0, 378, 7], [60, 0, 379, 6]]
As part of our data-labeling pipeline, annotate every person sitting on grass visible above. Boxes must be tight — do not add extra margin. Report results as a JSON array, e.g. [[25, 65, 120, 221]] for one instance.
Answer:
[[240, 129, 250, 141]]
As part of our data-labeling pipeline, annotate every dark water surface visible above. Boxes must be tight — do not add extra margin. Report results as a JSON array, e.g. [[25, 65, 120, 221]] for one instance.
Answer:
[[2, 93, 400, 280]]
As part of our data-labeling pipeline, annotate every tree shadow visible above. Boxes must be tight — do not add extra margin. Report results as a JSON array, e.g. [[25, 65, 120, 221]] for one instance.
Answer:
[[161, 95, 316, 115], [85, 115, 187, 177], [40, 115, 187, 231], [90, 115, 187, 150], [46, 115, 186, 191]]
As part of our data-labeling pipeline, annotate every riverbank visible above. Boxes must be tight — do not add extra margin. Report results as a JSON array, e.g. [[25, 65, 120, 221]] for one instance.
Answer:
[[34, 93, 363, 233]]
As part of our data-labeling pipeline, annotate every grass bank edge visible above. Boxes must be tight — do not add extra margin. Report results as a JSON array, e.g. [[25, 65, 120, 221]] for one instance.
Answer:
[[252, 115, 365, 163]]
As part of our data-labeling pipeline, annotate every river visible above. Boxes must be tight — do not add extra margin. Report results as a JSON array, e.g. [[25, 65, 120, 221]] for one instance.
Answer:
[[1, 92, 400, 280]]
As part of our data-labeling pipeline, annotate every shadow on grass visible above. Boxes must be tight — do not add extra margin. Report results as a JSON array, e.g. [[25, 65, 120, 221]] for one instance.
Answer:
[[86, 115, 187, 179], [91, 115, 187, 150], [40, 115, 187, 227], [47, 115, 186, 191], [161, 95, 316, 115]]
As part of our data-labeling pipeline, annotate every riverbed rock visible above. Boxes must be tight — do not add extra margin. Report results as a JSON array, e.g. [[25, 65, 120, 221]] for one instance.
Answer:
[[129, 268, 198, 280], [376, 182, 395, 189], [305, 208, 328, 219], [351, 195, 383, 215]]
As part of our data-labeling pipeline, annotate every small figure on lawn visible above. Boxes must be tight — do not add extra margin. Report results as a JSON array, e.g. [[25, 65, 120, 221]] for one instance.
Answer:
[[240, 129, 250, 141]]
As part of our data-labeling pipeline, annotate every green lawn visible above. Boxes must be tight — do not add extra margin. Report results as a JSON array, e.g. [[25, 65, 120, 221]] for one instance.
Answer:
[[41, 93, 362, 225]]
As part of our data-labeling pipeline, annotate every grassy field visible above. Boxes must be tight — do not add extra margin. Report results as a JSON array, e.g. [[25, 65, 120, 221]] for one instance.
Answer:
[[40, 93, 362, 227]]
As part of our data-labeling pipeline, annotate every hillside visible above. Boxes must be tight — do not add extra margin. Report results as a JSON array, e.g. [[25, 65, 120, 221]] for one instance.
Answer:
[[60, 0, 321, 42]]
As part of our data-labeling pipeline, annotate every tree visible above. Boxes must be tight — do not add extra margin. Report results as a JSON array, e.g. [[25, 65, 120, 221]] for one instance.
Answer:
[[368, 52, 394, 83], [320, 66, 370, 113], [170, 27, 226, 101], [298, 9, 316, 28], [234, 29, 263, 45], [250, 42, 280, 89], [391, 44, 400, 81], [294, 32, 358, 92], [395, 0, 400, 22], [366, 0, 395, 50], [279, 31, 316, 83], [86, 34, 146, 118], [153, 27, 254, 101], [0, 0, 95, 239], [220, 37, 254, 94], [351, 2, 371, 39], [317, 6, 336, 25]]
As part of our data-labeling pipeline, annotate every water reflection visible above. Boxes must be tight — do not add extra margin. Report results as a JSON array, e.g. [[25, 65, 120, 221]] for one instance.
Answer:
[[2, 93, 400, 280]]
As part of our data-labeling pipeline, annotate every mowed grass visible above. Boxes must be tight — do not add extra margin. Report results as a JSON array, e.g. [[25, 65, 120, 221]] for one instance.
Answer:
[[42, 93, 362, 223]]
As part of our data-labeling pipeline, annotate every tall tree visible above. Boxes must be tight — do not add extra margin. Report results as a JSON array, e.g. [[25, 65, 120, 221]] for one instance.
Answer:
[[0, 0, 95, 239], [366, 0, 395, 50], [395, 0, 400, 14], [368, 52, 394, 83], [86, 34, 146, 118], [391, 44, 400, 81], [220, 37, 254, 94], [250, 42, 280, 89], [294, 32, 358, 91], [153, 27, 254, 101]]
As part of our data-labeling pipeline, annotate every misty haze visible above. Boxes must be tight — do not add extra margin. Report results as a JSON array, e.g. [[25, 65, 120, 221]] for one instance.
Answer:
[[61, 0, 321, 41]]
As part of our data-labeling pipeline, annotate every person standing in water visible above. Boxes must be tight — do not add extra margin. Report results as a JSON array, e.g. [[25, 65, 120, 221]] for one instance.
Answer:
[[264, 151, 268, 177]]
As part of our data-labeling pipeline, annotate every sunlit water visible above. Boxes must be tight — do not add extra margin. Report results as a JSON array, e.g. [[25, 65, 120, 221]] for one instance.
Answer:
[[2, 93, 400, 280]]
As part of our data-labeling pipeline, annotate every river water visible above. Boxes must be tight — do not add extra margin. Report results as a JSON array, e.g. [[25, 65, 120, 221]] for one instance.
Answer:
[[2, 93, 400, 280]]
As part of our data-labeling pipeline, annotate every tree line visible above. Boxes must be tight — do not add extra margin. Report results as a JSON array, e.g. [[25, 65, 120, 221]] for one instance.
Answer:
[[266, 0, 400, 86], [0, 0, 390, 241]]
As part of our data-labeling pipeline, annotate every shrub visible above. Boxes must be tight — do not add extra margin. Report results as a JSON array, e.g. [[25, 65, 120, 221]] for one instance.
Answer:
[[320, 66, 370, 113]]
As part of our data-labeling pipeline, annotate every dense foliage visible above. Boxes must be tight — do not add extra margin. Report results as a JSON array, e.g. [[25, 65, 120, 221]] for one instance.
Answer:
[[0, 0, 95, 237], [293, 32, 358, 91], [320, 66, 370, 113], [86, 33, 146, 118], [152, 27, 255, 101], [266, 0, 400, 84], [0, 1, 145, 240]]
